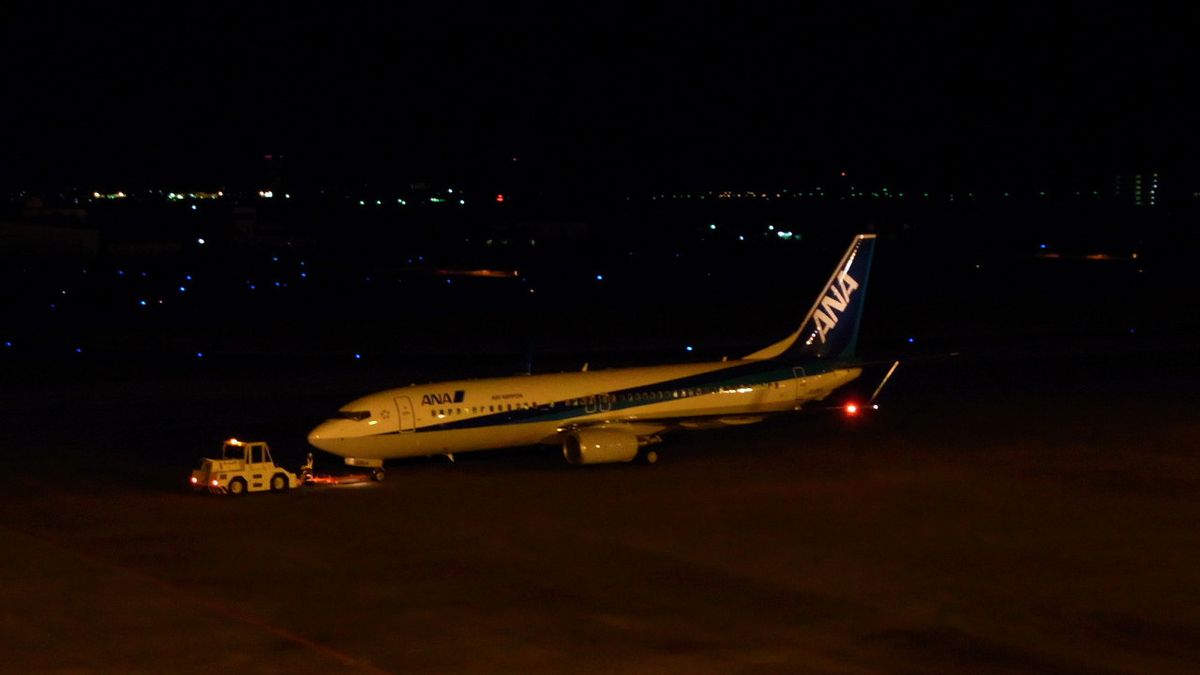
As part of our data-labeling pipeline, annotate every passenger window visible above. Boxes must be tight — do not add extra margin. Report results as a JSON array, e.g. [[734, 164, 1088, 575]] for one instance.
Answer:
[[251, 446, 263, 463]]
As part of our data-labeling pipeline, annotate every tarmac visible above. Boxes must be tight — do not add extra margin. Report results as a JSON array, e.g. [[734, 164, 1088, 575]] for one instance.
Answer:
[[2, 340, 1199, 673]]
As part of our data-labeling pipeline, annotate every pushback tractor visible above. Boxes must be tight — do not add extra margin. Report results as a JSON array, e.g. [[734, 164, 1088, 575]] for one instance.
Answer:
[[190, 439, 301, 495]]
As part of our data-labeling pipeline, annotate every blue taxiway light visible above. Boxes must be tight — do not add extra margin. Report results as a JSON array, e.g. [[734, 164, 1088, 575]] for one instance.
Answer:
[[74, 347, 82, 353], [4, 341, 12, 348], [138, 300, 147, 306], [595, 274, 604, 281], [354, 353, 362, 360], [685, 345, 694, 352], [907, 337, 916, 344]]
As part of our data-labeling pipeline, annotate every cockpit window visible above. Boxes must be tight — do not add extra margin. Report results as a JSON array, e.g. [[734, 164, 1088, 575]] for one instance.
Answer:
[[332, 410, 371, 421]]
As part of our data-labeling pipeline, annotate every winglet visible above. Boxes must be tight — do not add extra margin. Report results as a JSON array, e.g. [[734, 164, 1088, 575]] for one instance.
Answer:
[[743, 234, 877, 360]]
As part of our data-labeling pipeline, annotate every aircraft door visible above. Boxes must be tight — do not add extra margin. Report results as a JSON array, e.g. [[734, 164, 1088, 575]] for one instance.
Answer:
[[792, 367, 807, 400], [584, 394, 612, 414], [394, 397, 415, 433]]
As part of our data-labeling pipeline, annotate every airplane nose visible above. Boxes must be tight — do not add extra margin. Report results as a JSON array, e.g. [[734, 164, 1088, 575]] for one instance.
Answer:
[[307, 422, 334, 451]]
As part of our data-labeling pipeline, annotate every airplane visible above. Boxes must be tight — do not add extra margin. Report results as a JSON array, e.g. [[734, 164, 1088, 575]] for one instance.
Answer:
[[307, 234, 891, 479]]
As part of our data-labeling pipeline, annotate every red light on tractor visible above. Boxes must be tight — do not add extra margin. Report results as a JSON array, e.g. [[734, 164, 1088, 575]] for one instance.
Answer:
[[845, 403, 859, 415]]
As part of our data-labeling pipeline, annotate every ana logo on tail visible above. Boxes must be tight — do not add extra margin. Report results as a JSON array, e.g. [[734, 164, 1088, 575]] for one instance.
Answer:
[[812, 270, 860, 343]]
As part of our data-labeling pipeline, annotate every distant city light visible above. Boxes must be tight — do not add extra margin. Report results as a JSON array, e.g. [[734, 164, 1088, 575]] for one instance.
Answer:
[[178, 286, 186, 292], [354, 353, 362, 360], [595, 274, 604, 281], [1039, 243, 1048, 249], [738, 235, 745, 241], [907, 337, 915, 344], [258, 190, 274, 198], [300, 272, 307, 279], [197, 238, 206, 245], [191, 204, 197, 211], [74, 347, 82, 354], [685, 345, 694, 352], [117, 269, 125, 276], [4, 341, 12, 348], [138, 300, 147, 306], [196, 352, 204, 358], [709, 223, 717, 230], [185, 275, 192, 281]]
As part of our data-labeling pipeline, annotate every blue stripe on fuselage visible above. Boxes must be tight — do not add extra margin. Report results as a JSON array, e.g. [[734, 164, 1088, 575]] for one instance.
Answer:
[[379, 358, 853, 435]]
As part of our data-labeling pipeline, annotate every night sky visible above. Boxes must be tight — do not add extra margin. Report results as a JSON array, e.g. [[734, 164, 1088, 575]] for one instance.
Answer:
[[3, 2, 1197, 190]]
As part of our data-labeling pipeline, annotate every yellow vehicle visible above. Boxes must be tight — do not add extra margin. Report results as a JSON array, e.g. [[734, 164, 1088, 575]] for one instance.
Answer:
[[190, 439, 300, 495]]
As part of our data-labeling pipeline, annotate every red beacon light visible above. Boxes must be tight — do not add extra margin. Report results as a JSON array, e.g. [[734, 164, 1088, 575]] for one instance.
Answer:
[[845, 403, 859, 415]]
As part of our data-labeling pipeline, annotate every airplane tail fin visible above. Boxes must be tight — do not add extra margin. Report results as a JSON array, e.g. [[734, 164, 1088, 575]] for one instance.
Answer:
[[743, 234, 876, 361]]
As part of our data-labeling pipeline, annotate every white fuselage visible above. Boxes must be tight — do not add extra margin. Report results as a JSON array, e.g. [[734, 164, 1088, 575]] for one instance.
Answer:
[[307, 359, 861, 461]]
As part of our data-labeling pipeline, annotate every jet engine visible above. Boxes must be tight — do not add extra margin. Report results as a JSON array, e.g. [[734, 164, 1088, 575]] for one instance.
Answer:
[[562, 428, 640, 465]]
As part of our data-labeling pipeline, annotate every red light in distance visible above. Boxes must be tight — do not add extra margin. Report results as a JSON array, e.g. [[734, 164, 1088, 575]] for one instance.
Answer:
[[845, 403, 859, 415]]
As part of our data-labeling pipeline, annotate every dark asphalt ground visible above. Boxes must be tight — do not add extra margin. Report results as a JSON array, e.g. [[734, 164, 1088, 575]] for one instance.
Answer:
[[1, 337, 1198, 673]]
